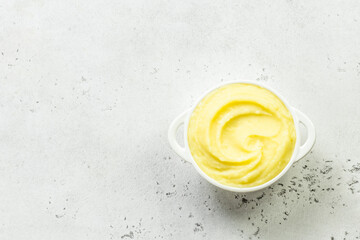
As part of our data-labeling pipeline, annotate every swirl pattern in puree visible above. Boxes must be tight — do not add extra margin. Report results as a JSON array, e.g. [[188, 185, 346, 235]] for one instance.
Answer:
[[188, 83, 296, 188]]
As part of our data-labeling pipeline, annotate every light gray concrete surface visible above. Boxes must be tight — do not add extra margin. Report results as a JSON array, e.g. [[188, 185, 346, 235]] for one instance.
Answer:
[[0, 0, 360, 239]]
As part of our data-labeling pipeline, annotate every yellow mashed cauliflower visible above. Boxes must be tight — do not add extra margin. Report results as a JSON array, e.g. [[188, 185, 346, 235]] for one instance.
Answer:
[[188, 83, 296, 188]]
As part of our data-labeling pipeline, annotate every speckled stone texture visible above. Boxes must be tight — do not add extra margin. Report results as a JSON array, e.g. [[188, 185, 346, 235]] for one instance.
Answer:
[[0, 0, 360, 239]]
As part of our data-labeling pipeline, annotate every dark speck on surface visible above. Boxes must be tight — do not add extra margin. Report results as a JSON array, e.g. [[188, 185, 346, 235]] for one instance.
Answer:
[[277, 189, 286, 197], [254, 227, 260, 236], [348, 180, 359, 186], [121, 231, 134, 239], [194, 223, 204, 233], [320, 166, 333, 174], [257, 192, 265, 200], [349, 163, 360, 173], [165, 191, 176, 197]]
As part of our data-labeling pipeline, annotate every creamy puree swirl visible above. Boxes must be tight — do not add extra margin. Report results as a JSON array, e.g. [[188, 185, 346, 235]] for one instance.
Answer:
[[188, 83, 296, 188]]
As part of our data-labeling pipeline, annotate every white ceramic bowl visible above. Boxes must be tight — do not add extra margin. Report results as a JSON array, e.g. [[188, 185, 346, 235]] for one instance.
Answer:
[[168, 81, 316, 192]]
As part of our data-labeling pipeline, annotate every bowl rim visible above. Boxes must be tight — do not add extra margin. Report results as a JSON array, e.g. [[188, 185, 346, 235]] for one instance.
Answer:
[[182, 80, 300, 192]]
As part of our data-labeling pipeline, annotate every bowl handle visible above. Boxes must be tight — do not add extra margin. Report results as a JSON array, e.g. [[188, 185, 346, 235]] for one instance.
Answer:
[[293, 107, 316, 161], [168, 110, 191, 162]]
